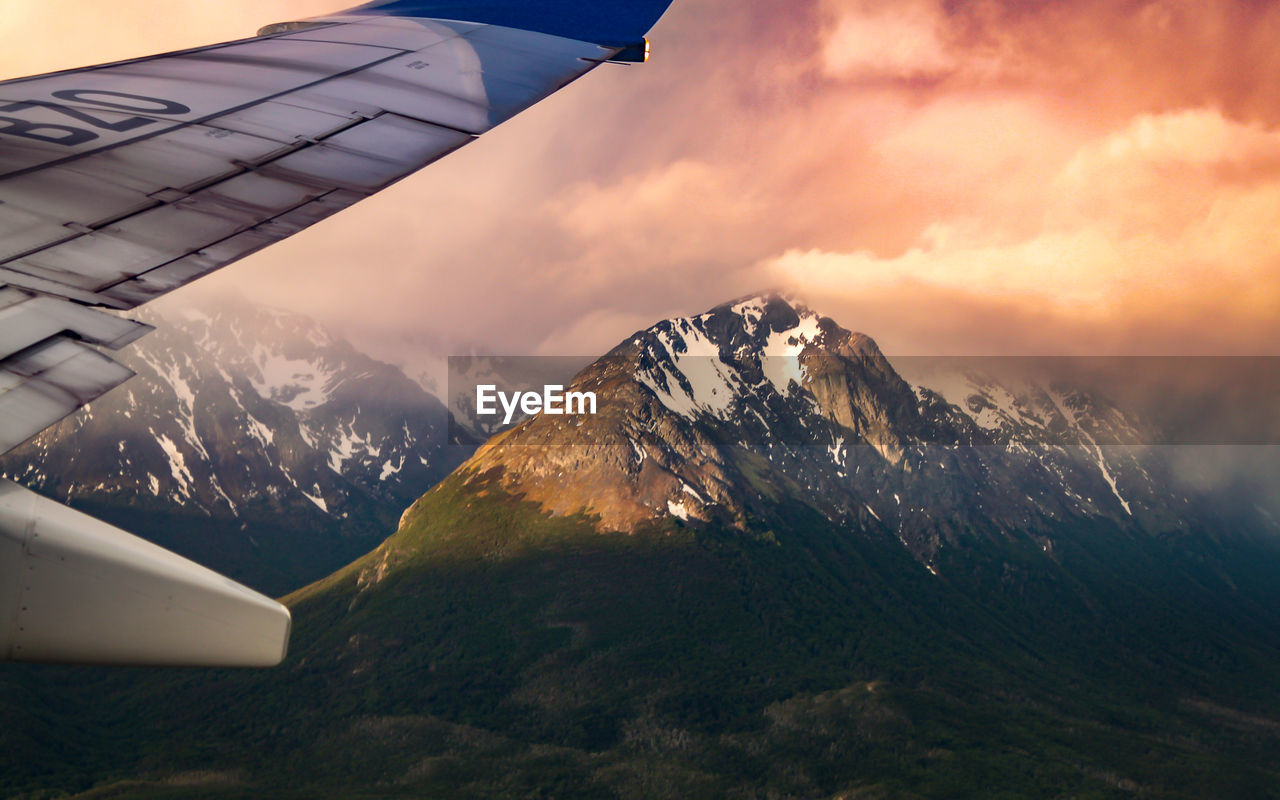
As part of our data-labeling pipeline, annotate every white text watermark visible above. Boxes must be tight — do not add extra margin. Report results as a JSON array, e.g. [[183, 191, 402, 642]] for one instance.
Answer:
[[475, 385, 598, 425]]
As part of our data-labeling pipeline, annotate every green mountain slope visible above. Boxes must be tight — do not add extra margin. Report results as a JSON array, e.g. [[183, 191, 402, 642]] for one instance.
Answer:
[[5, 469, 1279, 799]]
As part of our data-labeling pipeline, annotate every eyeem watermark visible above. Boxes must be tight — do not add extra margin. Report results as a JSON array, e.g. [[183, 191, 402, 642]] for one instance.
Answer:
[[476, 384, 597, 425]]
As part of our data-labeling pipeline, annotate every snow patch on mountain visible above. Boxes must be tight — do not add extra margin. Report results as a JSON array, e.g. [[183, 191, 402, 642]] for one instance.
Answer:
[[324, 419, 383, 473], [667, 497, 690, 521], [638, 321, 741, 419], [302, 490, 328, 513], [250, 348, 336, 410], [155, 432, 194, 500], [761, 307, 822, 395], [246, 414, 275, 448]]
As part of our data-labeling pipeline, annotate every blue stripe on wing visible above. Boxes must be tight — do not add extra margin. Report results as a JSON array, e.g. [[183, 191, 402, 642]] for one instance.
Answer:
[[344, 0, 674, 46]]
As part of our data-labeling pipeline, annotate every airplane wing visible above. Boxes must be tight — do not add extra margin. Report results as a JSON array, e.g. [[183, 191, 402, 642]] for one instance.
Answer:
[[0, 0, 673, 667]]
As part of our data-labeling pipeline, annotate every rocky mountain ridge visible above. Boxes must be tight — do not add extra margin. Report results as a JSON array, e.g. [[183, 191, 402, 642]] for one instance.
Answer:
[[456, 294, 1204, 565]]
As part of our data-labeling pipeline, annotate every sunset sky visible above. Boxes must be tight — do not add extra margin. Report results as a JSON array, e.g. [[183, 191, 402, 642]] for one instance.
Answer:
[[3, 0, 1280, 362]]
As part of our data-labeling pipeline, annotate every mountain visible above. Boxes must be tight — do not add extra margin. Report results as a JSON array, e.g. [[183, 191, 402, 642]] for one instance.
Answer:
[[0, 300, 474, 594], [462, 295, 1200, 550], [4, 295, 1279, 799]]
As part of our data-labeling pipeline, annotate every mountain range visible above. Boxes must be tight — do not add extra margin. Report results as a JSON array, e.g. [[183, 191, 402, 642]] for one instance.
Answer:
[[2, 294, 1278, 799], [462, 296, 1208, 551], [0, 300, 473, 594]]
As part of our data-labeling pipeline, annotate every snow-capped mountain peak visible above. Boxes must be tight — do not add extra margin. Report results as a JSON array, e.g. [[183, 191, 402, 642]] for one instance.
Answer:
[[457, 294, 1187, 565]]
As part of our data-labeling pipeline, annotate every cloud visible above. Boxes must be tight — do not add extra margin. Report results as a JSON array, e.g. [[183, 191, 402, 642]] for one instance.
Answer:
[[533, 309, 667, 358], [1052, 109, 1280, 237], [550, 160, 769, 271], [769, 230, 1123, 310], [7, 0, 1280, 364], [819, 0, 955, 80], [768, 106, 1280, 353], [0, 1, 336, 79], [937, 0, 1280, 125]]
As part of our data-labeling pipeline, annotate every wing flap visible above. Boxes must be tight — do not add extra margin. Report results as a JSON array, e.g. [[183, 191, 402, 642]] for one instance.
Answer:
[[0, 337, 135, 454], [6, 338, 132, 400], [0, 290, 149, 455], [0, 288, 150, 356]]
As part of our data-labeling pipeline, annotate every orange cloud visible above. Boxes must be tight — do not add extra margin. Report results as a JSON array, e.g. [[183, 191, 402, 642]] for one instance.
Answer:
[[819, 0, 955, 80], [769, 103, 1280, 353], [3, 0, 1279, 363]]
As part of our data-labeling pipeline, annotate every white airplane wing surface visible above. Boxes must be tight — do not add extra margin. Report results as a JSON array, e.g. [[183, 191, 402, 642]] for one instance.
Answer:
[[0, 0, 673, 667]]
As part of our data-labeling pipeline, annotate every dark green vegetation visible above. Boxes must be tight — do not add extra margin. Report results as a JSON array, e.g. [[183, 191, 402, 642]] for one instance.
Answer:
[[66, 500, 382, 599], [4, 468, 1279, 799]]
